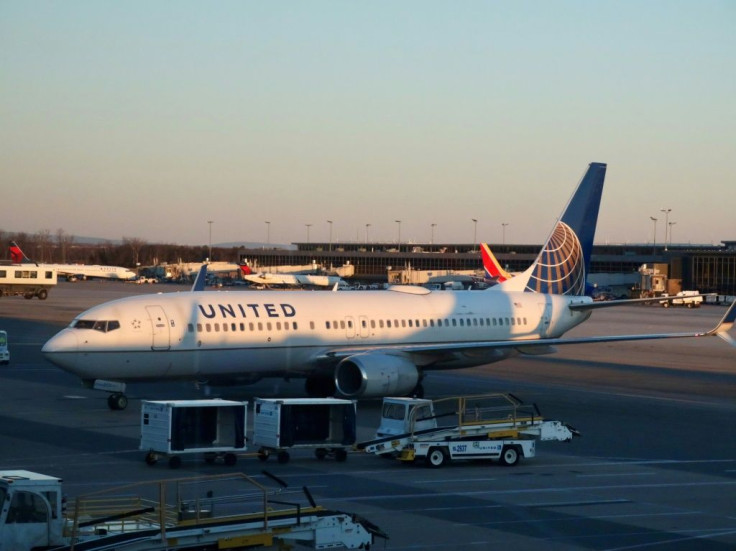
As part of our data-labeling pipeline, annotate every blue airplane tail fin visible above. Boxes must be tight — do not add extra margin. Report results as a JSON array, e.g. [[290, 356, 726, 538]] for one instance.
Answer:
[[496, 163, 607, 296]]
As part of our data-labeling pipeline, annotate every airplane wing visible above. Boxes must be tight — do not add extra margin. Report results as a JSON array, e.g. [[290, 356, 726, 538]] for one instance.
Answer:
[[318, 301, 736, 364]]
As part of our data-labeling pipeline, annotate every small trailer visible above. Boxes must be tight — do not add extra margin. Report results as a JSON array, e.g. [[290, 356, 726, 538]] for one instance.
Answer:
[[140, 399, 248, 468], [253, 397, 357, 463], [359, 393, 580, 467]]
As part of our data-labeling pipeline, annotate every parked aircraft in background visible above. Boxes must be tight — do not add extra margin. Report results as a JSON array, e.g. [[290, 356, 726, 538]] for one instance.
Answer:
[[42, 163, 736, 410], [240, 264, 347, 288], [9, 242, 137, 281]]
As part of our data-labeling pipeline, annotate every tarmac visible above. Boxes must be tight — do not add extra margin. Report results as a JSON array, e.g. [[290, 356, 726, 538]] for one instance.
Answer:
[[1, 281, 735, 550]]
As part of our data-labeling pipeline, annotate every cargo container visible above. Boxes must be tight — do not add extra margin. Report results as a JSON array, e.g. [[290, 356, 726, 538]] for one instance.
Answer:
[[253, 398, 357, 463], [140, 399, 248, 468]]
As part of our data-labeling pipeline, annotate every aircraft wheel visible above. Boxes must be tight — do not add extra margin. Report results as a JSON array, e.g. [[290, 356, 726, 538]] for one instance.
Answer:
[[425, 447, 447, 468], [277, 451, 290, 464], [37, 289, 48, 300], [108, 393, 128, 411], [224, 453, 237, 466], [168, 456, 182, 469], [412, 383, 425, 399], [499, 446, 520, 467]]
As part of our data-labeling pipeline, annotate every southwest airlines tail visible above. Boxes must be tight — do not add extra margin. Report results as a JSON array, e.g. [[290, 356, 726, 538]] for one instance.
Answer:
[[481, 243, 514, 283], [495, 162, 607, 296]]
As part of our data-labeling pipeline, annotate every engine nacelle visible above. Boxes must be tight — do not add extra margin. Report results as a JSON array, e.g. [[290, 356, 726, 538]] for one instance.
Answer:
[[334, 353, 419, 398]]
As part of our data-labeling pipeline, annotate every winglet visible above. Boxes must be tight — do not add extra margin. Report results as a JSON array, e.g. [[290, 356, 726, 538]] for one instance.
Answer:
[[707, 301, 736, 345], [9, 241, 37, 265], [191, 264, 208, 292]]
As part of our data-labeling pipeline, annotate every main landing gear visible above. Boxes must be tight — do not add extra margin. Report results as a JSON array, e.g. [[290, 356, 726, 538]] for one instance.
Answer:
[[107, 393, 129, 410]]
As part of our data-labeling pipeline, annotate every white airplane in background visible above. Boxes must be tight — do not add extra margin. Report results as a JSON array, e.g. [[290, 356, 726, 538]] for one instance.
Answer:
[[241, 270, 347, 288], [42, 163, 736, 410], [9, 242, 137, 281]]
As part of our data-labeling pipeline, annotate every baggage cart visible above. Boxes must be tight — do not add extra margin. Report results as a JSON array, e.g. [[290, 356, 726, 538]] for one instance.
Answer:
[[140, 399, 248, 468], [253, 397, 357, 463]]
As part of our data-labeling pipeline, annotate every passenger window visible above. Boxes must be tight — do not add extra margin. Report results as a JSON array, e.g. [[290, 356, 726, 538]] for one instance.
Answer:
[[293, 322, 298, 330], [326, 321, 331, 329], [188, 323, 194, 332], [408, 320, 413, 328], [197, 323, 203, 332], [309, 321, 315, 330], [266, 322, 272, 331], [206, 323, 212, 332], [276, 322, 281, 330]]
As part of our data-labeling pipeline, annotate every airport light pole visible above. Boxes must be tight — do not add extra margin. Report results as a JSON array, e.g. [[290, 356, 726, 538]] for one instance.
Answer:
[[431, 223, 436, 245], [650, 216, 658, 255], [669, 221, 676, 247], [395, 220, 401, 248], [471, 218, 477, 250], [365, 223, 371, 244], [660, 208, 671, 250], [327, 220, 333, 251], [207, 220, 213, 261], [265, 221, 270, 247], [305, 224, 312, 244], [502, 222, 508, 245]]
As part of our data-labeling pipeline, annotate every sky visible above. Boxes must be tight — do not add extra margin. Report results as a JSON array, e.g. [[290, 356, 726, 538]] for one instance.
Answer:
[[2, 1, 734, 248]]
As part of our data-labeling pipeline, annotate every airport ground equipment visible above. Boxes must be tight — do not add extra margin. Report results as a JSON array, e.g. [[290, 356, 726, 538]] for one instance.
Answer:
[[253, 398, 357, 464], [358, 393, 580, 467], [661, 290, 704, 308], [140, 399, 248, 469], [0, 264, 57, 300], [0, 470, 385, 550], [0, 331, 8, 365]]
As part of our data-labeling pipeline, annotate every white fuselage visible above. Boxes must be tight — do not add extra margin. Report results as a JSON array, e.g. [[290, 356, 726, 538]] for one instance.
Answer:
[[42, 287, 591, 384], [42, 263, 137, 280]]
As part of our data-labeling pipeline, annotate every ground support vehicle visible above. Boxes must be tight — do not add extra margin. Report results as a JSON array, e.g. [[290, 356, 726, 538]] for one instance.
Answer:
[[0, 470, 385, 550], [140, 399, 248, 469], [358, 394, 579, 467], [0, 331, 8, 365], [253, 398, 357, 464], [0, 265, 56, 300], [661, 290, 704, 308]]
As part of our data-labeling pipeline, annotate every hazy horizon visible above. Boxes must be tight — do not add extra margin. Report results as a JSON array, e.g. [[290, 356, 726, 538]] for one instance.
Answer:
[[2, 2, 734, 247]]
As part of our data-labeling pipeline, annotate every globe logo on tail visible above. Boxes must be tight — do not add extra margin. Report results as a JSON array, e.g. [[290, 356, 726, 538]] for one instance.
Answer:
[[526, 222, 585, 295]]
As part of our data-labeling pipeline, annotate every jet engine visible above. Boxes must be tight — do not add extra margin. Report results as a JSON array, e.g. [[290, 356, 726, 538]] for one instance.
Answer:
[[334, 353, 419, 398]]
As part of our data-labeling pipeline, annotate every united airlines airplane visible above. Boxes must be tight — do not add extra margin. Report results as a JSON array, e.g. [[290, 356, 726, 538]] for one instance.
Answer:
[[42, 163, 736, 409]]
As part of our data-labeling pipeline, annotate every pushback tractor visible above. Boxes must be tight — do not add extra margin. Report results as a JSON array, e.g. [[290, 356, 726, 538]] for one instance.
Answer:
[[359, 393, 580, 467]]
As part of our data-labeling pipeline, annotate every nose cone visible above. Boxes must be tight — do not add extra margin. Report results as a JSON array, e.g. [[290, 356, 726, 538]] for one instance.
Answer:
[[42, 329, 79, 370]]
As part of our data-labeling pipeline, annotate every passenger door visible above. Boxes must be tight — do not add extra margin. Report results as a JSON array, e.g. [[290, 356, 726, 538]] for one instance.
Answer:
[[146, 305, 170, 350]]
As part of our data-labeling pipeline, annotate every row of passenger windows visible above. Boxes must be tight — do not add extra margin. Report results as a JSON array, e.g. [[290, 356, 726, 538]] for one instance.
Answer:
[[188, 316, 529, 335]]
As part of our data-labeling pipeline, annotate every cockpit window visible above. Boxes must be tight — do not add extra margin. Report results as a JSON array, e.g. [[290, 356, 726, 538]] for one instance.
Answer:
[[72, 320, 120, 333]]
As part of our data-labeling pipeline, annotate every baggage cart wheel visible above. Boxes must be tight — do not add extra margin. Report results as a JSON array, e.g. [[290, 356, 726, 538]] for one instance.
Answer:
[[224, 453, 237, 466], [315, 448, 328, 460], [499, 445, 520, 467], [425, 447, 447, 468], [257, 448, 269, 462], [168, 456, 182, 469], [144, 452, 158, 466], [204, 453, 217, 464], [277, 451, 290, 464], [334, 448, 348, 462]]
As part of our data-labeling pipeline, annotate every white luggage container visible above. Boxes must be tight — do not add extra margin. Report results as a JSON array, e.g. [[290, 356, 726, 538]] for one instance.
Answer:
[[140, 399, 248, 468], [253, 398, 357, 463]]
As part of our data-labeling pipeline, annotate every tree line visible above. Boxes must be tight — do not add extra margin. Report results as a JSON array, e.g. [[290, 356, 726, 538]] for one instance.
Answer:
[[1, 229, 239, 269]]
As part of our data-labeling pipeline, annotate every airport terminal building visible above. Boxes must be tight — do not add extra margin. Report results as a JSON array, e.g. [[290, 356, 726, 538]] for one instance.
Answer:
[[238, 240, 736, 296]]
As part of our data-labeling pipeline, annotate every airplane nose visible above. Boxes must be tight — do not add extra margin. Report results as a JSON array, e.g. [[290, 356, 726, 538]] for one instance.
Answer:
[[42, 329, 79, 367]]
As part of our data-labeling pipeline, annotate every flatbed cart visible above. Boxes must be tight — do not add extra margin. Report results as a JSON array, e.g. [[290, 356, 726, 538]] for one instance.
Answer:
[[140, 399, 248, 469], [358, 393, 580, 467], [253, 398, 357, 464]]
